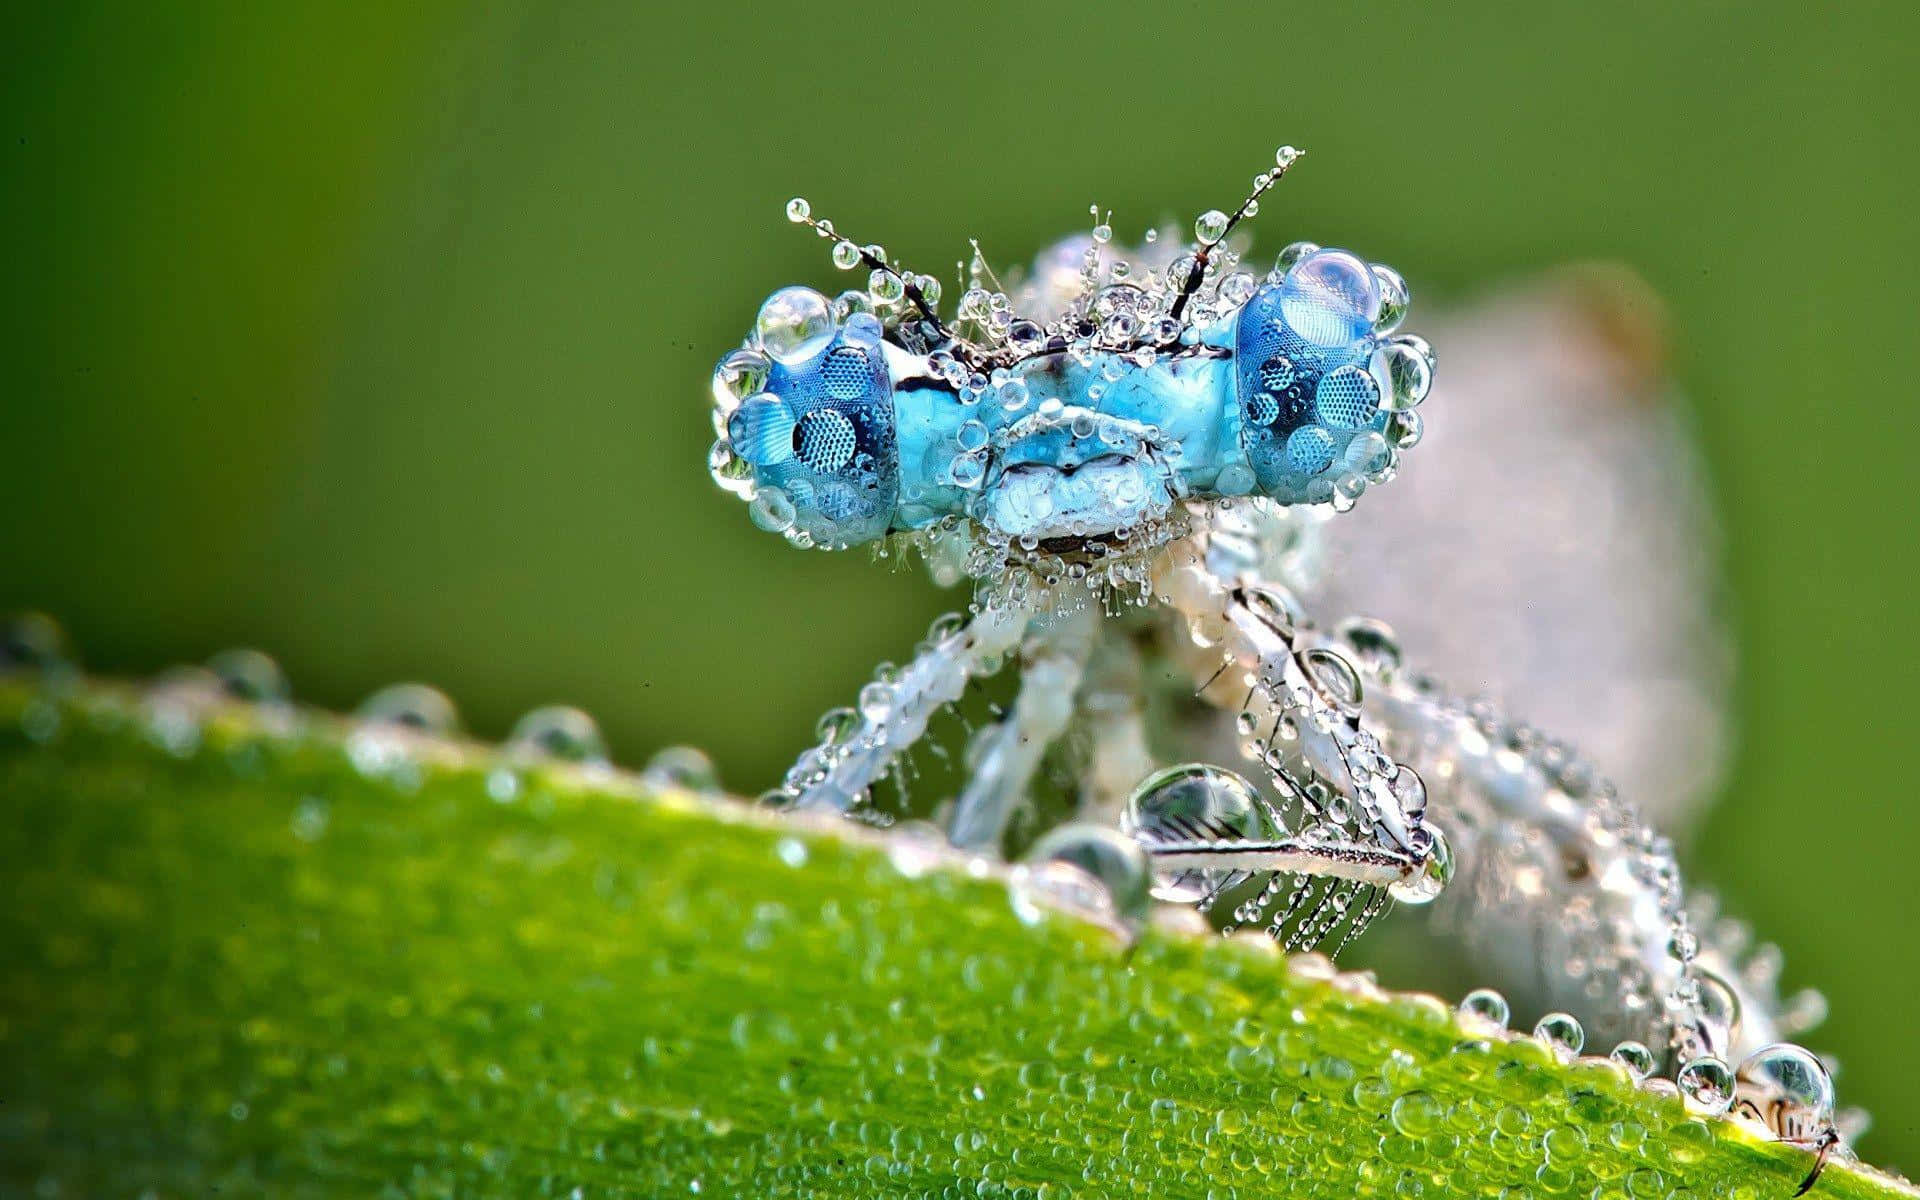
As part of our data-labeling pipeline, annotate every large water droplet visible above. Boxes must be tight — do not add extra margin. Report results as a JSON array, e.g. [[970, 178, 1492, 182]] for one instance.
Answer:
[[1, 613, 72, 674], [1736, 1043, 1835, 1136], [357, 683, 460, 735], [1279, 250, 1380, 347], [1371, 265, 1409, 333], [1388, 825, 1452, 905], [1609, 1040, 1656, 1081], [1533, 1011, 1585, 1058], [641, 745, 721, 794], [1678, 1055, 1736, 1115], [206, 648, 290, 704], [1457, 988, 1510, 1033], [1377, 340, 1433, 410], [1011, 823, 1150, 932], [1124, 763, 1271, 903], [755, 286, 835, 365], [507, 705, 609, 765]]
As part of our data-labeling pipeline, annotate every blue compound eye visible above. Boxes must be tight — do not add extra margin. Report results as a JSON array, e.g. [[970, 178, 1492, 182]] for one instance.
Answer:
[[715, 289, 899, 548], [1233, 250, 1400, 504]]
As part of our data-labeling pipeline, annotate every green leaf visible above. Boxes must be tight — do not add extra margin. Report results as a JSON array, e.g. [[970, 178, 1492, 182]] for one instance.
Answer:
[[0, 679, 1908, 1198]]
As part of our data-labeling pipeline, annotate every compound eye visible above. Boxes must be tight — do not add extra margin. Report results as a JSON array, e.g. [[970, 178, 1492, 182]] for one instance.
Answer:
[[1232, 249, 1403, 503], [716, 292, 899, 548], [795, 407, 857, 472]]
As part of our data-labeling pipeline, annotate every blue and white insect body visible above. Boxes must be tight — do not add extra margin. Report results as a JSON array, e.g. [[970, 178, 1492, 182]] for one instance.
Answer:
[[713, 151, 1430, 566], [706, 149, 1850, 1187]]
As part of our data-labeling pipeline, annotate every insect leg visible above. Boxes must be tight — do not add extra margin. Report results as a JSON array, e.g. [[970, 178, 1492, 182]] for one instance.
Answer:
[[948, 605, 1098, 850], [784, 602, 1030, 812]]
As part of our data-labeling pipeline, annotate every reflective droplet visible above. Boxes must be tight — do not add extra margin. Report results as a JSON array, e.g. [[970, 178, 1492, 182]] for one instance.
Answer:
[[1609, 1040, 1656, 1081], [1390, 1090, 1442, 1137], [1194, 209, 1230, 245], [784, 197, 810, 223], [1533, 1011, 1585, 1058], [1274, 241, 1320, 277], [1735, 1043, 1835, 1136], [1457, 988, 1511, 1032], [640, 745, 721, 794], [1011, 823, 1151, 931], [1388, 825, 1452, 905], [711, 348, 770, 419], [206, 648, 290, 704], [1279, 250, 1380, 346], [1, 612, 72, 674], [357, 683, 459, 736], [1678, 1055, 1735, 1115], [749, 486, 797, 533], [1378, 340, 1433, 410], [1371, 265, 1409, 333], [755, 286, 835, 365], [1335, 616, 1402, 678], [1124, 764, 1270, 903], [507, 705, 609, 765]]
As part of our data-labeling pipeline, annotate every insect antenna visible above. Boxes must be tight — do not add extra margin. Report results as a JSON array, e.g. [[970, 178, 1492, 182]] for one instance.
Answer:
[[783, 199, 969, 361], [1168, 145, 1305, 321]]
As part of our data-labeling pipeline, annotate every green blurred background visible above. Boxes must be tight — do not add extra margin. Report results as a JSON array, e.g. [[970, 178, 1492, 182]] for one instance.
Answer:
[[6, 0, 1917, 1168]]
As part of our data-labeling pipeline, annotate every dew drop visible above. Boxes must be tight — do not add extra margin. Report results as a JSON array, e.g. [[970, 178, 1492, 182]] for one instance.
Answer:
[[1387, 825, 1452, 905], [507, 705, 609, 765], [357, 683, 460, 735], [1370, 265, 1409, 333], [1195, 210, 1230, 246], [1123, 763, 1271, 903], [1533, 1012, 1585, 1058], [755, 286, 835, 365], [640, 745, 721, 794], [1735, 1042, 1835, 1134], [206, 648, 290, 704], [1608, 1040, 1656, 1081], [1457, 988, 1510, 1033], [1010, 822, 1151, 931], [1677, 1055, 1735, 1115], [1, 612, 72, 674]]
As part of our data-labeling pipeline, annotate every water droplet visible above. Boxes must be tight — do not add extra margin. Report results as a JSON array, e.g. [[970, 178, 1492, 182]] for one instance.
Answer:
[[357, 683, 459, 735], [1279, 250, 1381, 347], [1371, 265, 1409, 333], [1735, 1043, 1835, 1135], [1010, 823, 1150, 931], [1, 613, 73, 674], [1195, 210, 1230, 245], [1457, 988, 1510, 1032], [1124, 764, 1271, 902], [1335, 617, 1402, 679], [784, 197, 810, 223], [831, 240, 861, 270], [1388, 825, 1452, 905], [507, 705, 609, 764], [1378, 340, 1434, 410], [749, 486, 797, 533], [1533, 1012, 1585, 1058], [641, 745, 721, 794], [1390, 1090, 1442, 1137], [755, 286, 835, 365], [1677, 1055, 1735, 1114], [206, 648, 290, 704], [1608, 1040, 1656, 1081]]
